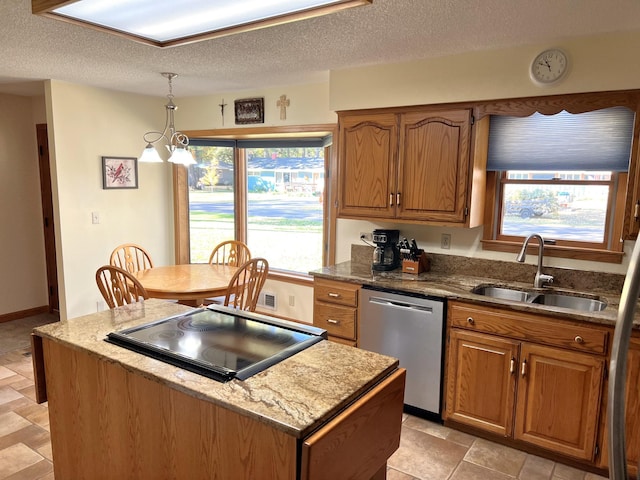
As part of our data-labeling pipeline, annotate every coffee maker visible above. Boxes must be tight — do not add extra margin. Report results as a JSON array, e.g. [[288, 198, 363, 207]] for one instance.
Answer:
[[372, 229, 400, 271]]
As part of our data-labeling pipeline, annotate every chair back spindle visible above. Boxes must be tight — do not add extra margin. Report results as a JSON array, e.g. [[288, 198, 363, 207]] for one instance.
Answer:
[[224, 258, 269, 312], [96, 265, 149, 309]]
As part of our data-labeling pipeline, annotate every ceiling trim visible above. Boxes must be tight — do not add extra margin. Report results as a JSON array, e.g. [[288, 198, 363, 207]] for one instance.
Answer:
[[31, 0, 373, 48]]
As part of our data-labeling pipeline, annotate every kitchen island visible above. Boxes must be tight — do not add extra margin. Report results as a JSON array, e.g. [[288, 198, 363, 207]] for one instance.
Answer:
[[31, 299, 405, 480]]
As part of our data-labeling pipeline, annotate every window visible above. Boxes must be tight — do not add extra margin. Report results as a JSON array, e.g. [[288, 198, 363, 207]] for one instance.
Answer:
[[179, 129, 335, 276], [483, 107, 635, 261], [497, 171, 616, 249]]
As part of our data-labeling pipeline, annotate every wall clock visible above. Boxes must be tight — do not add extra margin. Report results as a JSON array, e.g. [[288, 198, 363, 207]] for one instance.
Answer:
[[530, 48, 568, 85]]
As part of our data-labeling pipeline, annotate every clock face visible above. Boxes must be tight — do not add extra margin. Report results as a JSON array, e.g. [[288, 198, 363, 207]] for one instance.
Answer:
[[530, 49, 568, 85]]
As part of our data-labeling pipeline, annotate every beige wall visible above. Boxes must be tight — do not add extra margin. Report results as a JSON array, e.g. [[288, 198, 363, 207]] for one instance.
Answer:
[[179, 82, 335, 128], [0, 93, 48, 315], [45, 81, 175, 319], [329, 31, 640, 275], [330, 31, 640, 110], [10, 30, 640, 321], [181, 83, 332, 323]]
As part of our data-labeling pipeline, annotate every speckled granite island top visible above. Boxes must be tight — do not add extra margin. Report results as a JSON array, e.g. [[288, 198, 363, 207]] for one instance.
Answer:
[[310, 258, 640, 329], [33, 299, 398, 439]]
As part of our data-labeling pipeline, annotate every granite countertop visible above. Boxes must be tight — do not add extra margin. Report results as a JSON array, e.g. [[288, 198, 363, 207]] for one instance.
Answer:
[[33, 299, 398, 439], [310, 259, 640, 329]]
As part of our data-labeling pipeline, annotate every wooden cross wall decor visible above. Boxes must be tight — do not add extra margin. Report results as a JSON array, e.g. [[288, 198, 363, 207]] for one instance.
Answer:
[[277, 94, 290, 120]]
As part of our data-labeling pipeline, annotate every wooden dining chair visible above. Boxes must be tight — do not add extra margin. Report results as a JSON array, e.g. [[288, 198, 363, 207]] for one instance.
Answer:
[[224, 258, 269, 312], [205, 240, 252, 305], [208, 240, 251, 267], [110, 243, 154, 274], [96, 265, 149, 309]]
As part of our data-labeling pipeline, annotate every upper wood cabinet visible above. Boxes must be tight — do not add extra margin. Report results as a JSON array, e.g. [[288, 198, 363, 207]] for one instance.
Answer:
[[337, 108, 487, 226], [337, 113, 398, 219]]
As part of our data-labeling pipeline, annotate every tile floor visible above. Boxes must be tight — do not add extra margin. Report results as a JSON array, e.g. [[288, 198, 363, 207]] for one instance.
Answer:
[[0, 314, 610, 480]]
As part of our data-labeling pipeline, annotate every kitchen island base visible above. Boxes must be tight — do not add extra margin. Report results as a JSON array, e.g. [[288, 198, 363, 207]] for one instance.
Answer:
[[31, 302, 405, 480]]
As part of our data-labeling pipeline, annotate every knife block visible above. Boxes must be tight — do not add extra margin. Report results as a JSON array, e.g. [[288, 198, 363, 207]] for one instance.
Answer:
[[402, 252, 430, 274]]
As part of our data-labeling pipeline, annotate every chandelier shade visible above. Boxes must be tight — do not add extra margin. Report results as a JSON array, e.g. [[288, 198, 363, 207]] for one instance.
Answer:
[[140, 72, 195, 166]]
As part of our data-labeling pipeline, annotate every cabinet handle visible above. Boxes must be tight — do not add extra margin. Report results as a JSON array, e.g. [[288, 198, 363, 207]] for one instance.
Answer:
[[510, 358, 515, 374], [327, 319, 339, 325], [396, 192, 401, 206], [574, 335, 584, 344], [389, 193, 394, 206], [521, 359, 527, 377], [327, 292, 340, 298], [466, 317, 475, 325]]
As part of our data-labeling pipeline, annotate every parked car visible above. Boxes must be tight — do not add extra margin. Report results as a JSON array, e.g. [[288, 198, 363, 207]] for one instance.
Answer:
[[504, 198, 554, 218], [248, 176, 275, 192]]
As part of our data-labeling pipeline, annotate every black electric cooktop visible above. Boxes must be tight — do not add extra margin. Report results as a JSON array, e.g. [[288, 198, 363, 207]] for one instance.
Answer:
[[106, 305, 326, 382]]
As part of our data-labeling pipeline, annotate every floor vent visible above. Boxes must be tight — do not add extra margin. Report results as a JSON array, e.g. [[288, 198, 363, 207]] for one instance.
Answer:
[[259, 292, 277, 310]]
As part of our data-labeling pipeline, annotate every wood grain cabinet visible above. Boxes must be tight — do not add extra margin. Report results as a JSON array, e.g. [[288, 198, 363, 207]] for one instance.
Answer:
[[598, 332, 640, 476], [313, 278, 361, 346], [32, 333, 405, 480], [336, 107, 488, 226], [445, 301, 607, 462]]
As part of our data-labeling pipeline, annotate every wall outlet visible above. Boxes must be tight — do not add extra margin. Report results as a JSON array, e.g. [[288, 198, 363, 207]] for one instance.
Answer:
[[360, 232, 373, 241], [441, 233, 451, 250], [288, 295, 295, 307]]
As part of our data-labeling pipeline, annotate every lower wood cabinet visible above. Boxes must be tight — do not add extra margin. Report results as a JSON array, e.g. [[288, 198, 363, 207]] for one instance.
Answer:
[[446, 329, 518, 437], [313, 278, 361, 346], [445, 301, 607, 462], [598, 333, 640, 476], [34, 335, 405, 480]]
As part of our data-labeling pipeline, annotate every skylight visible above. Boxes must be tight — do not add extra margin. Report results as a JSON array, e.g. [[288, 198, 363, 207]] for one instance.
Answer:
[[32, 0, 371, 48]]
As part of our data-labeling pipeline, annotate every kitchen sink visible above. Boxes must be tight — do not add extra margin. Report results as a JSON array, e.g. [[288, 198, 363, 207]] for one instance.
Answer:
[[471, 285, 535, 302], [530, 293, 607, 312], [471, 284, 607, 312]]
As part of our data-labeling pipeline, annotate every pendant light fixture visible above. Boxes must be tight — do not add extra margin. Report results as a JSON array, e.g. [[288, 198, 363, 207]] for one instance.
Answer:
[[140, 72, 195, 166]]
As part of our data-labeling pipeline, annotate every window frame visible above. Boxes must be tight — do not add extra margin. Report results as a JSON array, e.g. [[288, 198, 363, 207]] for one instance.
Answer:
[[474, 90, 640, 264], [173, 124, 338, 283], [494, 171, 619, 250]]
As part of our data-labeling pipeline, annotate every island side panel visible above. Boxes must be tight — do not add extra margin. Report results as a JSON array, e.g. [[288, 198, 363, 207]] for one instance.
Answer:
[[300, 368, 406, 480], [42, 337, 297, 479]]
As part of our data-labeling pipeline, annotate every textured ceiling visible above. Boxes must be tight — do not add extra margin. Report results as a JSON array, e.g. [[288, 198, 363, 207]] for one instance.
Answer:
[[2, 0, 640, 98]]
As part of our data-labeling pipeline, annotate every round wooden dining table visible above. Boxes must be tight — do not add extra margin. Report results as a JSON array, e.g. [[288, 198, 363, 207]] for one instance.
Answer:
[[133, 264, 238, 304]]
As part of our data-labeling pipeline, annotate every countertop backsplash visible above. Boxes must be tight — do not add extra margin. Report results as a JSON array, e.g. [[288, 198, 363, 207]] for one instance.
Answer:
[[351, 244, 625, 295]]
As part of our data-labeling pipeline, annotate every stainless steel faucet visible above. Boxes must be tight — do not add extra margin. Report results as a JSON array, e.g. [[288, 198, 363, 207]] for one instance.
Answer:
[[516, 234, 554, 288]]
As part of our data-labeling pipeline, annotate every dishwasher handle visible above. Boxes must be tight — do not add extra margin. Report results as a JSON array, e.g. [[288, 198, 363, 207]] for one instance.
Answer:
[[367, 296, 434, 314]]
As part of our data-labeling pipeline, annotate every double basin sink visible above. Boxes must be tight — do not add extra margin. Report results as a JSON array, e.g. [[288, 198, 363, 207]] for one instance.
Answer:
[[471, 285, 607, 312]]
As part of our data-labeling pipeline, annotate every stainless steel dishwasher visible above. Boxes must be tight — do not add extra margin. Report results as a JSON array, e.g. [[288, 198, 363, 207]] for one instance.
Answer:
[[359, 286, 445, 418]]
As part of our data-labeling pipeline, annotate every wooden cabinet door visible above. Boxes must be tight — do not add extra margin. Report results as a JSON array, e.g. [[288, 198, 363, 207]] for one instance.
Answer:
[[337, 113, 398, 218], [623, 336, 640, 477], [601, 335, 640, 476], [445, 329, 519, 437], [515, 343, 604, 461], [397, 109, 471, 222]]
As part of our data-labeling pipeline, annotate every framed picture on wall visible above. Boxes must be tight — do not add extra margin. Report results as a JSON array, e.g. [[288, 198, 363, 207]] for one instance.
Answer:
[[102, 156, 138, 189], [234, 97, 264, 124]]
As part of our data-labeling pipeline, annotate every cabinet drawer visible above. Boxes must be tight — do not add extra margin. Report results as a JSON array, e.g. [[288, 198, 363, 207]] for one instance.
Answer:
[[449, 302, 608, 355], [314, 303, 357, 340], [314, 279, 359, 307]]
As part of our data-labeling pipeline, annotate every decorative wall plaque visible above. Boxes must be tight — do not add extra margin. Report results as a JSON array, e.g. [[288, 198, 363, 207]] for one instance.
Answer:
[[234, 97, 264, 124]]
